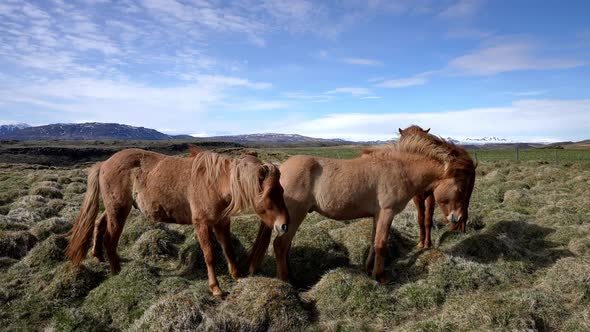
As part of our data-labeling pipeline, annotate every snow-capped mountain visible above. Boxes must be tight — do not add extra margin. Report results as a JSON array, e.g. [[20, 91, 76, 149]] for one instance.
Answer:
[[463, 136, 509, 143], [0, 123, 31, 135], [0, 122, 175, 140], [196, 133, 354, 144]]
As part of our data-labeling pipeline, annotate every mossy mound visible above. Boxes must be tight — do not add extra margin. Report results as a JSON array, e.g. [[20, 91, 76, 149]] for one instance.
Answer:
[[42, 262, 106, 301], [426, 256, 500, 293], [0, 230, 37, 258], [562, 307, 590, 332], [394, 281, 445, 317], [215, 277, 308, 332], [569, 237, 590, 256], [503, 189, 531, 206], [289, 226, 348, 287], [129, 290, 214, 332], [82, 261, 161, 330], [22, 234, 67, 267], [439, 289, 567, 331], [47, 308, 112, 332], [30, 217, 71, 241], [30, 183, 63, 199], [304, 268, 395, 327], [538, 257, 590, 304], [5, 207, 43, 224], [131, 228, 182, 260], [64, 182, 87, 195], [329, 218, 372, 266]]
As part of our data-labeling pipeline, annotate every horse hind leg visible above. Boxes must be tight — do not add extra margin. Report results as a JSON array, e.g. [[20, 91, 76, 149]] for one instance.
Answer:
[[423, 193, 435, 248], [103, 203, 131, 274], [414, 195, 427, 248], [365, 216, 377, 273], [91, 212, 107, 262]]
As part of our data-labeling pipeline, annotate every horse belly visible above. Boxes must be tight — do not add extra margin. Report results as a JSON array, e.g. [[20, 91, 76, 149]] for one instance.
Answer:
[[135, 191, 191, 225]]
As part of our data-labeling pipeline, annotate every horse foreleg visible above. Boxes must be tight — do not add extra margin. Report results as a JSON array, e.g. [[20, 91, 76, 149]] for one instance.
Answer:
[[91, 212, 107, 262], [213, 218, 239, 281], [415, 196, 426, 248], [365, 216, 377, 273], [195, 221, 223, 296], [424, 194, 435, 248], [372, 208, 395, 284], [273, 204, 307, 282]]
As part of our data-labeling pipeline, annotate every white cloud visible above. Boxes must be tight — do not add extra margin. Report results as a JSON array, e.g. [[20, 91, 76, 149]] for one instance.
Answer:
[[325, 87, 372, 96], [438, 0, 483, 19], [340, 57, 383, 66], [374, 71, 434, 88], [448, 40, 585, 75], [276, 99, 590, 141]]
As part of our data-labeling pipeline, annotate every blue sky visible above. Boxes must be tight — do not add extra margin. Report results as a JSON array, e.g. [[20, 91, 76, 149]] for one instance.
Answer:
[[0, 0, 589, 141]]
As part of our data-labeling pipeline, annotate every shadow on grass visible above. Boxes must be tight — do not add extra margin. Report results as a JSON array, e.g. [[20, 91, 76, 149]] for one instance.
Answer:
[[446, 220, 571, 269]]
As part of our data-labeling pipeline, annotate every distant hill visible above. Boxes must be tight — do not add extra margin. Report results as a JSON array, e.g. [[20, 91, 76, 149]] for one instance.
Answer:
[[198, 133, 354, 145], [0, 123, 31, 135], [0, 122, 176, 141]]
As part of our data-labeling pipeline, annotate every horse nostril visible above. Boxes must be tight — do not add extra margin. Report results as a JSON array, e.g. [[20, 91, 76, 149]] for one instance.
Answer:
[[281, 224, 288, 232]]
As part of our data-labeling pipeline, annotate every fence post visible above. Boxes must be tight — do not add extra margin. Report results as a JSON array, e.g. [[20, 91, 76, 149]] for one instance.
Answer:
[[516, 147, 519, 161], [554, 149, 558, 164], [474, 151, 478, 163]]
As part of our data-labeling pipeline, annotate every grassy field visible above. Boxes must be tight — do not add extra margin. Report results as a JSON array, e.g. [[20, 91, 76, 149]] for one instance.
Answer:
[[271, 146, 590, 162], [1, 147, 590, 331]]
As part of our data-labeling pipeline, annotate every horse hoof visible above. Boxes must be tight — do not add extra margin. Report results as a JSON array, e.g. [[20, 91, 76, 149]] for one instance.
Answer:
[[375, 274, 390, 285], [417, 241, 424, 249], [211, 286, 224, 297]]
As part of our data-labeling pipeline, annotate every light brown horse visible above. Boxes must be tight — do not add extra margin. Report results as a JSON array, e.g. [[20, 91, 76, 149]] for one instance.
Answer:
[[66, 148, 289, 296], [247, 134, 476, 283], [399, 125, 475, 248]]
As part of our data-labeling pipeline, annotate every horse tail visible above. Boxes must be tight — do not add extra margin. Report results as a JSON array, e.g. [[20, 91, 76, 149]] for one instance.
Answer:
[[247, 221, 273, 273], [66, 162, 102, 266]]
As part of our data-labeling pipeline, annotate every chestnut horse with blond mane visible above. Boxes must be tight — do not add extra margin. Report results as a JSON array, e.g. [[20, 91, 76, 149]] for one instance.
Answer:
[[248, 134, 475, 283], [398, 125, 475, 248], [66, 148, 289, 296]]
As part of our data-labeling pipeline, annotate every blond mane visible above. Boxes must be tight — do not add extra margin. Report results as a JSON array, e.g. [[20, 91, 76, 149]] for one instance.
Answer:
[[363, 134, 454, 164], [192, 150, 264, 216]]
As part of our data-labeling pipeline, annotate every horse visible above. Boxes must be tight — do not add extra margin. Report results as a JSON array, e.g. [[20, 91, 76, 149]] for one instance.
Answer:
[[398, 125, 475, 248], [247, 134, 476, 283], [66, 148, 290, 296]]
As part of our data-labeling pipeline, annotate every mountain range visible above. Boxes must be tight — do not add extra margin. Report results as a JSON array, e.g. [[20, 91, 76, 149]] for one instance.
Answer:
[[0, 122, 553, 147]]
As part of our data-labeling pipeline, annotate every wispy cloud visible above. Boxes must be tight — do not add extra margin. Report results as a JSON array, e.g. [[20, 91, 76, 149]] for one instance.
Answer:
[[438, 0, 483, 19], [374, 71, 435, 88], [339, 57, 383, 66], [448, 40, 585, 75], [325, 87, 372, 96]]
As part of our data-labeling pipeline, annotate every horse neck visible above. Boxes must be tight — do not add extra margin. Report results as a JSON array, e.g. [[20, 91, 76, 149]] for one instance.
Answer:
[[397, 155, 446, 195]]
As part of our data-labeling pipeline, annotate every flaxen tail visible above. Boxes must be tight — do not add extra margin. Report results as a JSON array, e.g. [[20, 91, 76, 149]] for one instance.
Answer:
[[66, 163, 102, 266], [247, 221, 273, 273]]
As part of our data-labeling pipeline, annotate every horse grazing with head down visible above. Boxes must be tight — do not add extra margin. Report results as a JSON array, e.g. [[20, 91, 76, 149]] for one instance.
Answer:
[[247, 134, 476, 283], [66, 148, 289, 296], [398, 125, 476, 248]]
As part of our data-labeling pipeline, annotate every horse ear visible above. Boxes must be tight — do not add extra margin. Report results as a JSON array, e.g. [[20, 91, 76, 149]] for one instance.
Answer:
[[425, 128, 430, 133], [398, 128, 403, 134]]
